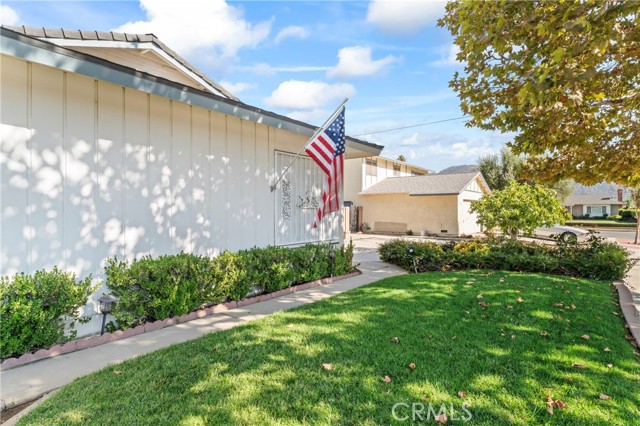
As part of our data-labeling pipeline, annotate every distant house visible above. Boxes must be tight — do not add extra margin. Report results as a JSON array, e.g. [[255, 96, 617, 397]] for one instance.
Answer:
[[343, 156, 431, 230], [358, 172, 490, 236], [0, 25, 382, 335], [562, 194, 624, 218]]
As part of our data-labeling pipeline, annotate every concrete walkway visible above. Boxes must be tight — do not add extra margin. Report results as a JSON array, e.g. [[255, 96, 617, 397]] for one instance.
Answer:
[[0, 250, 405, 422]]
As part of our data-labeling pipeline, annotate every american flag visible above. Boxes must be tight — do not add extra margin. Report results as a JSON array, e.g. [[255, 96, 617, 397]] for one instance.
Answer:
[[304, 107, 346, 228]]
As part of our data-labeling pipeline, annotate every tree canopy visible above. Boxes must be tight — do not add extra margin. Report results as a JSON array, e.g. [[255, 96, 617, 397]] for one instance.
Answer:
[[478, 148, 523, 191], [470, 181, 569, 239], [439, 1, 640, 186]]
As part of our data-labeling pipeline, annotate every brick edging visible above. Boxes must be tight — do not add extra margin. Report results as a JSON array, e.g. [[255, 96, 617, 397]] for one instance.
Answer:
[[0, 270, 362, 371]]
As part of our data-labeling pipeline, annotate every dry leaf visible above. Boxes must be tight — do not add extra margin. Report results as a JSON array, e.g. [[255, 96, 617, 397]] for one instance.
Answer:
[[553, 303, 563, 307], [423, 395, 430, 401], [581, 334, 590, 340], [499, 278, 505, 282], [511, 335, 516, 340], [565, 290, 571, 294], [113, 370, 122, 375], [465, 280, 475, 285], [479, 301, 488, 308], [565, 376, 573, 383], [599, 394, 612, 401], [435, 413, 448, 424], [540, 331, 548, 336], [506, 305, 513, 309], [604, 347, 611, 352], [607, 363, 613, 368], [451, 335, 457, 340], [408, 363, 416, 370], [458, 391, 467, 398], [383, 375, 391, 383], [555, 399, 568, 409], [391, 337, 400, 344], [477, 294, 483, 299], [571, 304, 576, 310], [572, 363, 586, 369], [517, 297, 524, 303], [321, 363, 332, 370]]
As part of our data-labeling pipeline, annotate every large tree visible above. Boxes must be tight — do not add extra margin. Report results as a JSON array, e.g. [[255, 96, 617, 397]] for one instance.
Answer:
[[478, 147, 523, 190], [439, 1, 640, 186]]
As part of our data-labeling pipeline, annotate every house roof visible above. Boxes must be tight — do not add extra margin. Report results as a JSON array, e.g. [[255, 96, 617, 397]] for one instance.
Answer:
[[360, 172, 489, 196], [1, 26, 383, 159], [370, 156, 433, 174], [2, 25, 238, 100], [562, 194, 623, 206]]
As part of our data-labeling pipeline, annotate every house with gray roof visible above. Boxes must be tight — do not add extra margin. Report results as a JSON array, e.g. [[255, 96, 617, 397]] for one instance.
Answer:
[[562, 193, 624, 218], [0, 25, 382, 336], [358, 172, 490, 236]]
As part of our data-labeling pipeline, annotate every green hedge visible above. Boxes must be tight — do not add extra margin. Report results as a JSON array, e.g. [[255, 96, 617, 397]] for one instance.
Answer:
[[619, 208, 638, 220], [105, 242, 355, 331], [0, 268, 95, 359], [379, 235, 633, 281]]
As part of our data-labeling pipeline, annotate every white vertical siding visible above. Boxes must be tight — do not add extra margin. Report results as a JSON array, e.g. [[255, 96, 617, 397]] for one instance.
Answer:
[[1, 56, 347, 334]]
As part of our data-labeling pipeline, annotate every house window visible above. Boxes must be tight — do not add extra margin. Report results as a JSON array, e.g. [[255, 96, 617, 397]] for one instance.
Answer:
[[365, 159, 377, 177], [411, 170, 424, 176], [393, 164, 401, 176], [586, 206, 606, 217]]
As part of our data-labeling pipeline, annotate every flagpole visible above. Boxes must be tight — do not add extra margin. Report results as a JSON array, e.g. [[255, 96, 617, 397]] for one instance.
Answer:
[[270, 97, 348, 192]]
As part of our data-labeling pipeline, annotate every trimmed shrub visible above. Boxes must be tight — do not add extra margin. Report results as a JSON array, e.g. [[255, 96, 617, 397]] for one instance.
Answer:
[[105, 243, 356, 330], [379, 235, 633, 281], [104, 252, 220, 330], [619, 209, 637, 221], [1, 268, 94, 359]]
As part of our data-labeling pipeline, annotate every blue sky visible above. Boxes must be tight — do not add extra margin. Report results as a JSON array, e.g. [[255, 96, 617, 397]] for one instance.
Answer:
[[1, 0, 513, 172]]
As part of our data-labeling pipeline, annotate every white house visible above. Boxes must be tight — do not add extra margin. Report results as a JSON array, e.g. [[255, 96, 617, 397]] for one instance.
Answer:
[[343, 156, 431, 230], [0, 26, 382, 335], [562, 193, 624, 218], [358, 172, 490, 236]]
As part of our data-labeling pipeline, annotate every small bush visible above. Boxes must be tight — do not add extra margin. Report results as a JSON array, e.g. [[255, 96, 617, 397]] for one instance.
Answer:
[[619, 209, 637, 221], [379, 236, 633, 281], [0, 268, 94, 359], [104, 252, 220, 330]]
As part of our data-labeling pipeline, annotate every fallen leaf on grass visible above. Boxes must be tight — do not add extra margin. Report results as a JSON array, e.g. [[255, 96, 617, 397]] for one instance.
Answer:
[[565, 376, 573, 383], [517, 297, 524, 303], [391, 337, 400, 344], [571, 304, 576, 310], [408, 363, 416, 370], [607, 364, 613, 368], [465, 280, 475, 285], [435, 413, 448, 424], [423, 395, 430, 401], [506, 305, 513, 309], [555, 399, 568, 409], [476, 294, 483, 299], [545, 395, 568, 415], [565, 290, 571, 294], [113, 370, 122, 375], [383, 376, 391, 383], [511, 335, 516, 340], [479, 302, 488, 308], [572, 363, 586, 369], [540, 331, 548, 336], [451, 335, 457, 340], [553, 303, 564, 308], [599, 394, 612, 401], [458, 391, 467, 398], [581, 334, 590, 340], [321, 363, 332, 370], [604, 347, 611, 352]]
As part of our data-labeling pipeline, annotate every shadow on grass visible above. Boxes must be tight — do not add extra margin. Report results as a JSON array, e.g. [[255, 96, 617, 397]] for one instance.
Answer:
[[18, 271, 640, 426]]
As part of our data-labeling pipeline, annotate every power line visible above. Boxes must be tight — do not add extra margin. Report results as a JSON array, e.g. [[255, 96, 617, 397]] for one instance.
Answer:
[[352, 116, 468, 137]]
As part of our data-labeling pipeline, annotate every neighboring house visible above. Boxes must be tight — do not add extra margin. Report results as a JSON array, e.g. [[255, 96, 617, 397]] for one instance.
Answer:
[[562, 193, 624, 218], [0, 26, 382, 335], [358, 172, 490, 236], [343, 156, 431, 230]]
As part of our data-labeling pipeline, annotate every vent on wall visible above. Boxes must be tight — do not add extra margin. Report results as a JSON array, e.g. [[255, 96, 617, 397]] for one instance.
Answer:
[[440, 230, 448, 233]]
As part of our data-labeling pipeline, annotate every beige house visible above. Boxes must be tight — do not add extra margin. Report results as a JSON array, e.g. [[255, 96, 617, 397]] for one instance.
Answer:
[[359, 172, 490, 236], [0, 25, 381, 335], [343, 156, 431, 230], [562, 194, 624, 218]]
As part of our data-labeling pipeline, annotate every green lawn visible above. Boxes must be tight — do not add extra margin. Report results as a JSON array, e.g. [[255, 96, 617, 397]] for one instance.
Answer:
[[566, 220, 636, 228], [19, 272, 640, 426]]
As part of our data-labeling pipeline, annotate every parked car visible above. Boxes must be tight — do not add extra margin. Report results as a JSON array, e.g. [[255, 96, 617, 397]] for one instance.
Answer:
[[535, 225, 590, 243]]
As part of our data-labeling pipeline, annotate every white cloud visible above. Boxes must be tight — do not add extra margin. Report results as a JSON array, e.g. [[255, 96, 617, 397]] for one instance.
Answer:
[[431, 43, 466, 67], [366, 0, 445, 35], [239, 63, 331, 75], [274, 25, 309, 44], [113, 0, 271, 57], [401, 133, 421, 146], [218, 80, 255, 95], [0, 5, 20, 26], [265, 80, 355, 110], [327, 46, 399, 79]]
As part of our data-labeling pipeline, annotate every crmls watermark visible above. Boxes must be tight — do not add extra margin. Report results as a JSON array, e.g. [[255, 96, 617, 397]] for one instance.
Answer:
[[392, 402, 473, 423]]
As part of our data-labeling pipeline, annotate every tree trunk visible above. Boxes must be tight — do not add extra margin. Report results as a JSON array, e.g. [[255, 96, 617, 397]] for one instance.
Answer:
[[635, 206, 639, 244]]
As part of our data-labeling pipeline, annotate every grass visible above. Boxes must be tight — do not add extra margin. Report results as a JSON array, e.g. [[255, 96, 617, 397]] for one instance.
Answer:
[[19, 271, 640, 426]]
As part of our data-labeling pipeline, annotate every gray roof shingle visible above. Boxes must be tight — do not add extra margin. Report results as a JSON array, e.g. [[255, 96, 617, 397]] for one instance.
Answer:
[[562, 194, 623, 206], [2, 25, 238, 101], [360, 172, 486, 196]]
